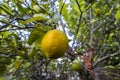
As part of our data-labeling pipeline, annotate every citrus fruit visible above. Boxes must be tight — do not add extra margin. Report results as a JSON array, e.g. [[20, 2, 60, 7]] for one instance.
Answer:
[[72, 59, 81, 71], [40, 29, 68, 59]]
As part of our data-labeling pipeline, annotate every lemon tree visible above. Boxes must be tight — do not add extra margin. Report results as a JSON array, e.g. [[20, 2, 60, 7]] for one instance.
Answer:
[[40, 30, 68, 59], [0, 0, 120, 80]]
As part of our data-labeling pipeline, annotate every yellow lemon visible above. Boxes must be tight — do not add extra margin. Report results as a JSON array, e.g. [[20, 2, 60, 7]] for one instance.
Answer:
[[40, 29, 68, 59]]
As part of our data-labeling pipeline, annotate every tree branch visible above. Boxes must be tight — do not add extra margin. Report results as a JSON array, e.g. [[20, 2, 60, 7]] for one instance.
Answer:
[[93, 52, 120, 68], [26, 60, 50, 80], [0, 17, 26, 30], [0, 20, 14, 30], [0, 27, 34, 32], [89, 7, 94, 47]]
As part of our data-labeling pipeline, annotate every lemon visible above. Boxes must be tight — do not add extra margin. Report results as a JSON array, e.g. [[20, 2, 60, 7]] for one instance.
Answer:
[[40, 29, 68, 59]]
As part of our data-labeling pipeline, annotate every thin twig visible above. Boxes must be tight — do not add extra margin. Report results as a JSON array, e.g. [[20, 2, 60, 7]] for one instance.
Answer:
[[32, 0, 51, 17], [93, 52, 120, 68], [72, 0, 83, 48], [27, 63, 45, 80], [0, 20, 14, 30], [83, 3, 93, 12], [0, 6, 13, 16], [0, 27, 33, 32], [60, 17, 66, 33], [26, 60, 50, 80], [18, 0, 37, 13], [60, 0, 67, 14], [0, 17, 27, 30], [107, 72, 120, 77], [96, 69, 120, 77], [76, 0, 82, 12]]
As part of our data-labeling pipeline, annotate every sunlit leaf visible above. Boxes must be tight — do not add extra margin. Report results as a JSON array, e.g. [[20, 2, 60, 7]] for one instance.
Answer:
[[16, 3, 25, 13], [59, 1, 68, 21], [22, 13, 47, 24], [1, 2, 13, 15], [115, 9, 120, 20], [28, 24, 51, 45], [1, 31, 11, 38], [74, 5, 80, 13]]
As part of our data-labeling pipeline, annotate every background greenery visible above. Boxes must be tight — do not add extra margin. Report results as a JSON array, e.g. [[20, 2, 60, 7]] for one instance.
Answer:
[[0, 0, 120, 80]]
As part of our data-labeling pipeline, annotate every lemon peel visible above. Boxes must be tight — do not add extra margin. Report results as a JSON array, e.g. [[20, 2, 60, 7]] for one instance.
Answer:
[[40, 29, 68, 59]]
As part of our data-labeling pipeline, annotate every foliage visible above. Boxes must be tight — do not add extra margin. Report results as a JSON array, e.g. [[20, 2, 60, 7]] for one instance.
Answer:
[[0, 0, 120, 80]]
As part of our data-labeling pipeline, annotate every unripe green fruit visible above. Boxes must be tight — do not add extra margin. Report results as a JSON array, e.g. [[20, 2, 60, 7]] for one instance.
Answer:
[[72, 59, 81, 71]]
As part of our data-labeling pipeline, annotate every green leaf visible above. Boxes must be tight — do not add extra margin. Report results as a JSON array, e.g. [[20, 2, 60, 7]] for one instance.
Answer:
[[24, 62, 31, 68], [1, 2, 13, 15], [74, 5, 80, 13], [28, 24, 51, 45], [59, 2, 68, 21], [30, 0, 37, 7], [115, 10, 120, 20], [105, 6, 113, 16], [14, 60, 22, 69], [1, 31, 11, 38], [74, 0, 85, 13], [16, 3, 25, 14], [12, 0, 18, 3], [22, 13, 47, 24]]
